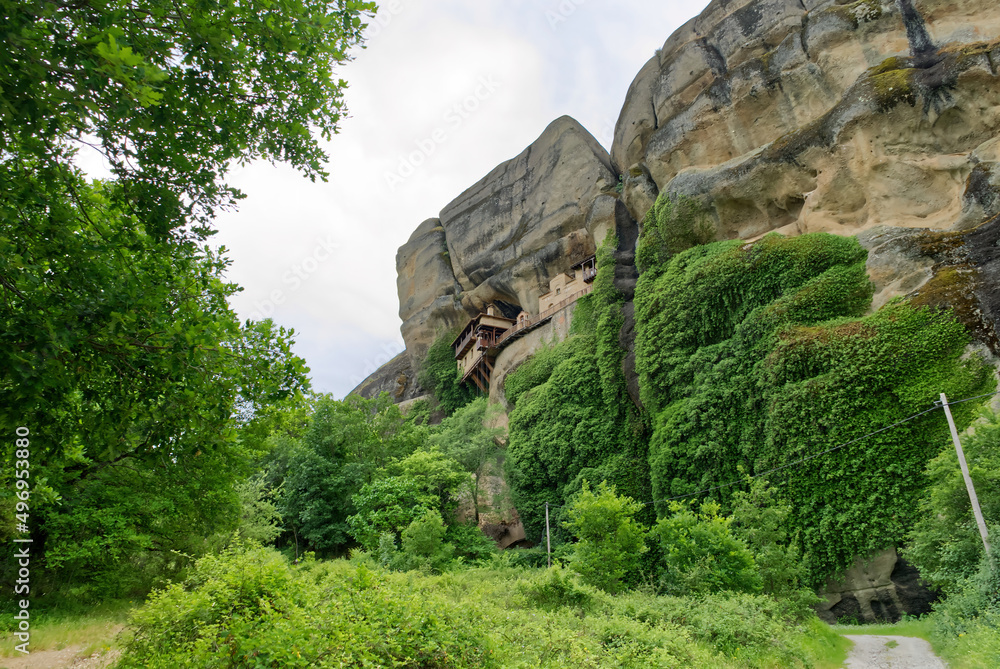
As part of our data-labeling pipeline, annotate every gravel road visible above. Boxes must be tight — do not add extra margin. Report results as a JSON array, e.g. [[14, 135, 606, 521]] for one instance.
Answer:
[[843, 635, 947, 669]]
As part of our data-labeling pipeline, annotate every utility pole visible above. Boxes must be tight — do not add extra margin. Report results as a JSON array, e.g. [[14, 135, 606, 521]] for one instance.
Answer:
[[940, 393, 992, 556], [545, 502, 552, 568]]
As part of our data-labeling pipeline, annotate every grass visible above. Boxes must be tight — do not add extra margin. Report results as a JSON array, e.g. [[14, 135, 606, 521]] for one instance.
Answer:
[[0, 599, 133, 660], [791, 618, 852, 669], [832, 616, 935, 643]]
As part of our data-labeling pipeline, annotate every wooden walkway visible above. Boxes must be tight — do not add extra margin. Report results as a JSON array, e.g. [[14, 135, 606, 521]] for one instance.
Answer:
[[459, 283, 594, 392], [493, 284, 593, 350]]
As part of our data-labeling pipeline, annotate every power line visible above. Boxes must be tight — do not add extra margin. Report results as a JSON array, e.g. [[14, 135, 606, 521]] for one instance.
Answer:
[[536, 390, 1000, 529], [651, 389, 1000, 506], [939, 389, 1000, 407]]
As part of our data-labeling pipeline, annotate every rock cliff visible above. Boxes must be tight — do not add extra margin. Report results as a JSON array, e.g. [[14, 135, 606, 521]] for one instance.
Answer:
[[355, 0, 1000, 621], [395, 116, 617, 368], [383, 0, 1000, 380], [613, 0, 1000, 240]]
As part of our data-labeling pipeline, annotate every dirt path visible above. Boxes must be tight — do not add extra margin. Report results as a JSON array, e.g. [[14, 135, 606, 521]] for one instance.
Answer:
[[0, 647, 120, 669], [843, 635, 947, 669]]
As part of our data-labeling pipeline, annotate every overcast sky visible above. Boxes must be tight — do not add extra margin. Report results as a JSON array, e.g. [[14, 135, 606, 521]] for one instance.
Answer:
[[211, 0, 711, 398]]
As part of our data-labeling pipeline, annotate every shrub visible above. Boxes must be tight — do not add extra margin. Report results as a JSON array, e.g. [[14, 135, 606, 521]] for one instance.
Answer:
[[518, 565, 595, 611], [400, 508, 455, 572], [653, 501, 762, 596], [119, 544, 494, 668], [564, 481, 648, 593], [730, 479, 818, 612]]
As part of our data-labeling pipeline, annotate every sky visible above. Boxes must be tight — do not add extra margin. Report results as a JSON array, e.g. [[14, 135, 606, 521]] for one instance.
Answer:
[[211, 0, 712, 399]]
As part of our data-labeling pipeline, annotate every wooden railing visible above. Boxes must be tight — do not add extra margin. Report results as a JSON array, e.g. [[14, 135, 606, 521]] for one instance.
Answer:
[[453, 327, 476, 358], [494, 284, 593, 349]]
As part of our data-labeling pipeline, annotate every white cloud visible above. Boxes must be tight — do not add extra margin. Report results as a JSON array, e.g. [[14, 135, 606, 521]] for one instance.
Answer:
[[213, 1, 711, 398]]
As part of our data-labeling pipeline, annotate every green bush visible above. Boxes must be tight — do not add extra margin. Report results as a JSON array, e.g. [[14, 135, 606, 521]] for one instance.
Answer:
[[653, 501, 762, 596], [347, 447, 466, 551], [518, 565, 595, 611], [730, 479, 818, 612], [119, 544, 494, 668], [564, 481, 648, 593], [116, 541, 850, 669], [400, 509, 455, 572], [447, 521, 499, 564]]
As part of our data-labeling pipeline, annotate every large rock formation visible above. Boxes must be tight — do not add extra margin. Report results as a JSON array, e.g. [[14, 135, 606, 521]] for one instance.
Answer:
[[358, 0, 1000, 622], [396, 116, 617, 367], [816, 548, 938, 623], [613, 0, 1000, 239], [348, 351, 426, 403]]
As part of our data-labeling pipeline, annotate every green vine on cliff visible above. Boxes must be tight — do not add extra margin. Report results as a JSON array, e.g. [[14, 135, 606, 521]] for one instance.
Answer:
[[505, 234, 653, 542], [634, 232, 995, 583], [419, 332, 476, 416]]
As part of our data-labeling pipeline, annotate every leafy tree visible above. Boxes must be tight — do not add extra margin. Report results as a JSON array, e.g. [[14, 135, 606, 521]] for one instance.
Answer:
[[390, 448, 469, 517], [564, 481, 648, 593], [348, 448, 466, 551], [730, 479, 816, 608], [271, 436, 352, 554], [0, 174, 309, 595], [1, 0, 373, 597], [307, 393, 425, 486], [348, 476, 438, 552], [2, 0, 376, 238], [265, 394, 425, 555], [400, 509, 455, 572], [430, 398, 504, 523], [906, 408, 1000, 594], [653, 501, 762, 596], [234, 475, 283, 545]]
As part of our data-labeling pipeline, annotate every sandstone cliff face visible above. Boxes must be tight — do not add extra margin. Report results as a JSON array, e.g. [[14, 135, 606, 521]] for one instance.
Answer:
[[348, 351, 426, 403], [395, 116, 617, 367], [613, 0, 1000, 239]]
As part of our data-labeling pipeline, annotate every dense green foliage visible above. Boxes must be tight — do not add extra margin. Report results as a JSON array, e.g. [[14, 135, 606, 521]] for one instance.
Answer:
[[1, 0, 374, 601], [348, 448, 466, 551], [264, 393, 425, 554], [0, 175, 309, 595], [634, 232, 994, 581], [419, 331, 477, 414], [564, 482, 648, 593], [653, 501, 762, 596], [505, 235, 653, 542], [730, 480, 815, 608], [117, 543, 847, 668], [2, 0, 375, 237], [429, 397, 505, 522], [897, 408, 1000, 667], [635, 194, 714, 275], [907, 408, 1000, 593]]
